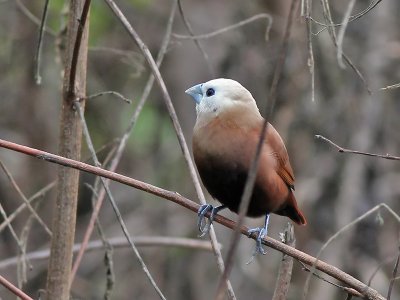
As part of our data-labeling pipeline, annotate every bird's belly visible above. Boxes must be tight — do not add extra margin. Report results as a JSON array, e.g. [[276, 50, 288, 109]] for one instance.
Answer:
[[196, 158, 275, 217]]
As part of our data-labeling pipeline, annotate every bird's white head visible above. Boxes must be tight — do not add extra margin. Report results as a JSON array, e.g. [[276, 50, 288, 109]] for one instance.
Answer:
[[185, 78, 261, 120]]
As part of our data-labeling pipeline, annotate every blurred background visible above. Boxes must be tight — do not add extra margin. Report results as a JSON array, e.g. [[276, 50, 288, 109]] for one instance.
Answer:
[[1, 0, 400, 299]]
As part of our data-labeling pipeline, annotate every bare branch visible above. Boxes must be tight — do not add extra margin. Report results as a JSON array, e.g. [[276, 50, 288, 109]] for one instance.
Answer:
[[0, 236, 216, 269], [67, 0, 91, 96], [0, 182, 55, 233], [34, 0, 50, 84], [15, 0, 56, 36], [380, 83, 400, 91], [387, 246, 400, 300], [303, 202, 400, 299], [272, 223, 296, 300], [174, 13, 272, 41], [0, 139, 387, 299], [82, 91, 132, 103], [0, 160, 52, 236], [0, 274, 33, 300], [315, 134, 400, 160], [336, 0, 356, 68]]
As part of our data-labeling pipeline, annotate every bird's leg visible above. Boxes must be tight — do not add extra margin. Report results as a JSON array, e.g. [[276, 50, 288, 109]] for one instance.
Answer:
[[247, 213, 270, 257], [197, 204, 226, 237]]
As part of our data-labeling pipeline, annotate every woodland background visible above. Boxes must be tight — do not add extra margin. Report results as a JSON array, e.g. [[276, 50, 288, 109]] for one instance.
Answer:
[[1, 0, 400, 299]]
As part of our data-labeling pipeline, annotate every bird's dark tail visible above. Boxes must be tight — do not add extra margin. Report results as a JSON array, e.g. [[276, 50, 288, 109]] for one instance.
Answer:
[[284, 192, 307, 225]]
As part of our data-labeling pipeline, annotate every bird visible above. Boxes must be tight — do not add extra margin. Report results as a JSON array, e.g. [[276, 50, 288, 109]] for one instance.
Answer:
[[185, 78, 306, 255]]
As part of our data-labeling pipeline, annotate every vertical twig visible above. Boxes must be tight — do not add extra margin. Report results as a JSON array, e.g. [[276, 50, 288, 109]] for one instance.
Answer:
[[387, 246, 400, 300], [304, 0, 315, 102], [336, 0, 356, 68], [45, 0, 90, 299], [272, 223, 296, 300], [215, 1, 298, 298], [34, 0, 50, 84]]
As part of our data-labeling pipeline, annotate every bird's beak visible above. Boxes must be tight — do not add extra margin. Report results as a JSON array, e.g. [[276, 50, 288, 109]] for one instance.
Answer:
[[185, 84, 203, 104]]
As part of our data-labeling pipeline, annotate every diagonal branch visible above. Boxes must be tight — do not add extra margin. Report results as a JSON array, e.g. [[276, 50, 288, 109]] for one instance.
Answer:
[[0, 139, 386, 300]]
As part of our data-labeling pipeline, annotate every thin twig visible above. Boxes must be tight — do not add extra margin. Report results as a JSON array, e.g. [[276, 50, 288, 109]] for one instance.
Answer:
[[215, 1, 297, 298], [82, 91, 132, 103], [15, 0, 56, 36], [0, 182, 55, 233], [0, 275, 33, 300], [380, 83, 400, 91], [0, 138, 386, 300], [103, 1, 236, 298], [68, 0, 91, 96], [299, 262, 363, 298], [315, 135, 400, 160], [177, 0, 214, 76], [304, 0, 315, 102], [319, 0, 371, 94], [367, 255, 397, 286], [0, 236, 216, 269], [387, 246, 400, 300], [34, 0, 50, 84], [73, 101, 166, 300], [85, 184, 115, 300], [310, 0, 382, 29], [174, 13, 272, 41], [0, 161, 52, 236], [336, 0, 356, 68], [303, 202, 400, 299]]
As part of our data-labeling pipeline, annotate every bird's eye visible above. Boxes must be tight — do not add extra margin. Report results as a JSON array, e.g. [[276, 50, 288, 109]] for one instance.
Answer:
[[206, 88, 215, 97]]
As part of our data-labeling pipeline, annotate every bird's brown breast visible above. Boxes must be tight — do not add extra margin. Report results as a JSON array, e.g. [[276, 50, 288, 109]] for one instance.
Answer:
[[193, 117, 291, 217]]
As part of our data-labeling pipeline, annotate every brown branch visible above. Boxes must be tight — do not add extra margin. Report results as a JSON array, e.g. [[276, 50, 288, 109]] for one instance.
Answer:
[[0, 139, 386, 300], [0, 274, 33, 300], [46, 0, 90, 298], [315, 134, 400, 160]]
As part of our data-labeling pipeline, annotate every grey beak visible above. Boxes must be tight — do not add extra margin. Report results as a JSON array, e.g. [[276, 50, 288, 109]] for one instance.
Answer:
[[185, 83, 203, 104]]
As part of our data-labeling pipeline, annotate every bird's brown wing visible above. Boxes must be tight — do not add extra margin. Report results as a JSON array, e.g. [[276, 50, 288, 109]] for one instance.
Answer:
[[265, 123, 295, 189]]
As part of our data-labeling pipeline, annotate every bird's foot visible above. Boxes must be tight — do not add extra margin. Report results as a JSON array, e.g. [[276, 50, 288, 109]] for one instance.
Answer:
[[197, 204, 225, 237], [246, 227, 268, 264]]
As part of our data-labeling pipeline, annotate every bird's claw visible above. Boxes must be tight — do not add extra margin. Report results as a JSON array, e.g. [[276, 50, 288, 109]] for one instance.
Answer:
[[197, 204, 214, 237], [247, 227, 268, 263]]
